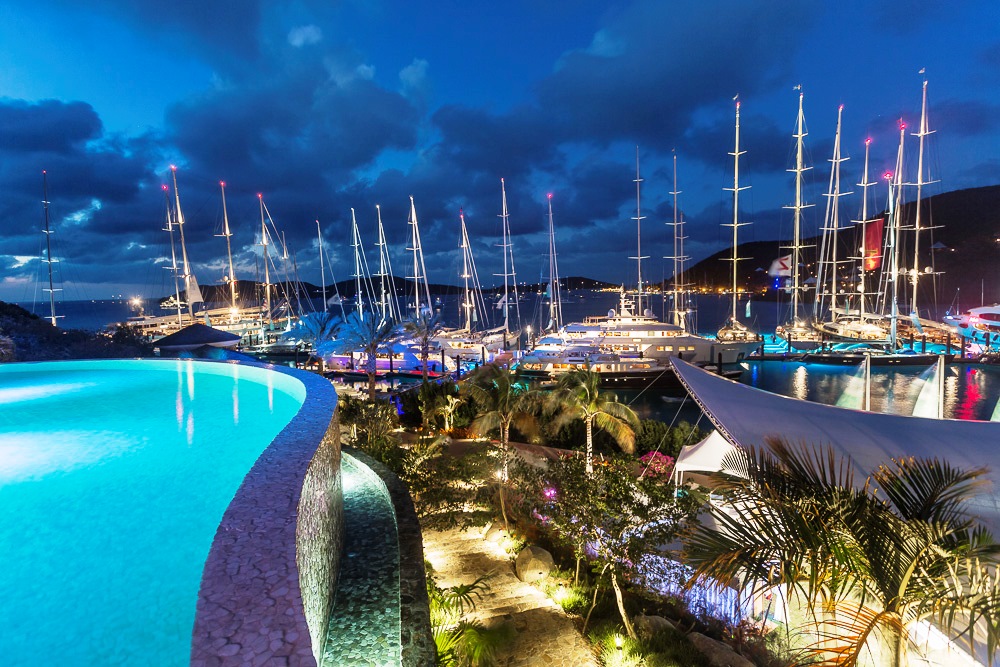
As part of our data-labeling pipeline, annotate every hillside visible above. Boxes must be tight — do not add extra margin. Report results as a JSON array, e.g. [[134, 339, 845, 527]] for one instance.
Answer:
[[678, 184, 1000, 307]]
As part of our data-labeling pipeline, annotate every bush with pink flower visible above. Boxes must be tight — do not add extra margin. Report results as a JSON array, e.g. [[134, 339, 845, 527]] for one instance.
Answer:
[[638, 451, 675, 478]]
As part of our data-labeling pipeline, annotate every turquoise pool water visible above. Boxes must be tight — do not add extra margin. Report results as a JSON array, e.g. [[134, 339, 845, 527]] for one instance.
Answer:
[[0, 359, 305, 666]]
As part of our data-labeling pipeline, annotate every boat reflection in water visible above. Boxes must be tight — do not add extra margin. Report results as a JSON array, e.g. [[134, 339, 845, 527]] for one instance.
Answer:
[[736, 360, 1000, 421]]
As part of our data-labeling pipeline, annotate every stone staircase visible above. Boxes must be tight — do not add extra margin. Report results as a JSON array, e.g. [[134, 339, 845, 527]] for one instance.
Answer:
[[423, 526, 600, 667]]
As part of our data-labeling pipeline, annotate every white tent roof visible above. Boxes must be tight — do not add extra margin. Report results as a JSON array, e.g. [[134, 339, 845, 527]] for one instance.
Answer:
[[672, 358, 1000, 666], [670, 358, 1000, 535], [674, 430, 739, 475]]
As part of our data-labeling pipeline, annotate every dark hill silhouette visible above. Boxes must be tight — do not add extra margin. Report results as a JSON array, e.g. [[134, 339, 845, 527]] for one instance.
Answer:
[[676, 184, 1000, 308]]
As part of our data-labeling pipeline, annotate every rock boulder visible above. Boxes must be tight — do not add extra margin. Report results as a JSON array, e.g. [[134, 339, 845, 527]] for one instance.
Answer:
[[514, 546, 554, 583], [687, 632, 755, 667]]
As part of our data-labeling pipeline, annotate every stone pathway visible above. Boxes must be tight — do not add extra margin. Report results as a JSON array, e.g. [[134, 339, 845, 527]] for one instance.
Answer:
[[423, 527, 600, 667]]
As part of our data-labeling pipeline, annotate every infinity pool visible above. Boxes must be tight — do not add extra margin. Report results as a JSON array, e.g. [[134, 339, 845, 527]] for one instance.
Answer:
[[0, 359, 305, 666]]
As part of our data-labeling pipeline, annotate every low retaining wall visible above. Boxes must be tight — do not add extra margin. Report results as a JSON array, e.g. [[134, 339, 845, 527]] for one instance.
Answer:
[[191, 361, 341, 666], [342, 448, 436, 666]]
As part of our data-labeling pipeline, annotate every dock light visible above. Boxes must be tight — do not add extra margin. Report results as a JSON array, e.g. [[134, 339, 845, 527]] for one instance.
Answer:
[[615, 635, 623, 652]]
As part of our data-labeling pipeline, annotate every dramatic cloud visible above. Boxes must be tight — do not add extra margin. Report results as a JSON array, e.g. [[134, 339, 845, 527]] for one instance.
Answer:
[[1, 0, 997, 302]]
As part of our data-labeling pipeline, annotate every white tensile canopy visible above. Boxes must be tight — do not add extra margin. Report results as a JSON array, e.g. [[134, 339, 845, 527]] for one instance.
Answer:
[[671, 358, 1000, 666], [670, 358, 1000, 535]]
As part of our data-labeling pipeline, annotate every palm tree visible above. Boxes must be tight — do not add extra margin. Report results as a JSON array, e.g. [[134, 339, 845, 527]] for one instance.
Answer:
[[333, 311, 397, 400], [400, 311, 442, 386], [460, 363, 539, 532], [547, 368, 639, 474], [432, 394, 463, 433], [683, 437, 1000, 667]]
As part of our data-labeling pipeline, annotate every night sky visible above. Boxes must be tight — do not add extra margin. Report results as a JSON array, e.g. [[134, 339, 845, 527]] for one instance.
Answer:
[[2, 0, 998, 301]]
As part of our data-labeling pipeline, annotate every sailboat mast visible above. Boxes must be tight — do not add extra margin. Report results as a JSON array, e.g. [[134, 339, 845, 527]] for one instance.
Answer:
[[822, 105, 850, 318], [459, 209, 473, 331], [786, 90, 813, 323], [888, 121, 907, 349], [856, 138, 875, 323], [374, 204, 398, 322], [630, 147, 648, 314], [724, 99, 751, 326], [258, 193, 272, 327], [170, 166, 197, 318], [41, 171, 59, 327], [499, 179, 511, 332], [496, 179, 522, 333], [219, 181, 238, 317], [407, 197, 433, 318], [668, 153, 682, 330], [910, 76, 934, 317], [163, 185, 184, 326], [351, 208, 364, 319], [547, 194, 562, 330], [316, 220, 326, 313]]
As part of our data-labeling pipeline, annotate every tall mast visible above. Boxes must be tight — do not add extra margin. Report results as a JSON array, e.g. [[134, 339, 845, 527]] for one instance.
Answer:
[[783, 89, 814, 323], [910, 75, 935, 317], [459, 209, 473, 331], [218, 181, 238, 317], [374, 205, 400, 322], [258, 193, 272, 327], [546, 194, 563, 331], [163, 185, 184, 325], [40, 171, 60, 327], [854, 138, 876, 323], [666, 152, 691, 331], [816, 105, 851, 319], [723, 99, 751, 326], [630, 147, 648, 314], [496, 178, 522, 333], [316, 220, 326, 313], [170, 166, 201, 318], [351, 208, 365, 319], [407, 196, 433, 318], [888, 121, 907, 349]]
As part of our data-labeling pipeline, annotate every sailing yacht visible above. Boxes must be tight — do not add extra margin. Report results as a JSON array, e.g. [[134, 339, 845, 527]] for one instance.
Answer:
[[716, 98, 759, 342], [812, 128, 891, 344], [519, 155, 756, 387], [775, 89, 823, 351]]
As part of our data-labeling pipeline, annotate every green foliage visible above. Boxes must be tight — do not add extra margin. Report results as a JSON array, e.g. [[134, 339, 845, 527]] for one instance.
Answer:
[[635, 420, 705, 458], [683, 438, 1000, 667], [426, 566, 512, 667], [109, 323, 154, 353], [538, 453, 699, 636], [339, 396, 402, 469], [589, 621, 709, 667], [332, 311, 397, 399], [538, 571, 590, 614], [547, 368, 639, 470]]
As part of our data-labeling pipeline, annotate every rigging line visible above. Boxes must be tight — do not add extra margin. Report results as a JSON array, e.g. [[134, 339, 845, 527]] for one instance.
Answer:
[[638, 392, 690, 479], [626, 367, 673, 404]]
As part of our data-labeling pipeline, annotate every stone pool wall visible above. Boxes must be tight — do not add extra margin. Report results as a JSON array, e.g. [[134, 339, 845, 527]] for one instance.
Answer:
[[191, 362, 341, 667], [342, 448, 436, 666]]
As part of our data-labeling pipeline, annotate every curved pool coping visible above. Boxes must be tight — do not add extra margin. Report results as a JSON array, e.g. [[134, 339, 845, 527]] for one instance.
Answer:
[[188, 358, 341, 667]]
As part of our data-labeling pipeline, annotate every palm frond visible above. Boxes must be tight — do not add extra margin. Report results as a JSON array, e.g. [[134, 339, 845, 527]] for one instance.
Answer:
[[873, 456, 989, 526]]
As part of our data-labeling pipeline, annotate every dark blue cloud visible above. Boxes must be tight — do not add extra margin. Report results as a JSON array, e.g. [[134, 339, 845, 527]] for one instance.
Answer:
[[0, 100, 102, 154]]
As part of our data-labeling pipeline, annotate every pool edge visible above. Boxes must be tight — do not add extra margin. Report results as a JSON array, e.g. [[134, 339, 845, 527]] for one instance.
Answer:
[[190, 359, 341, 667]]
